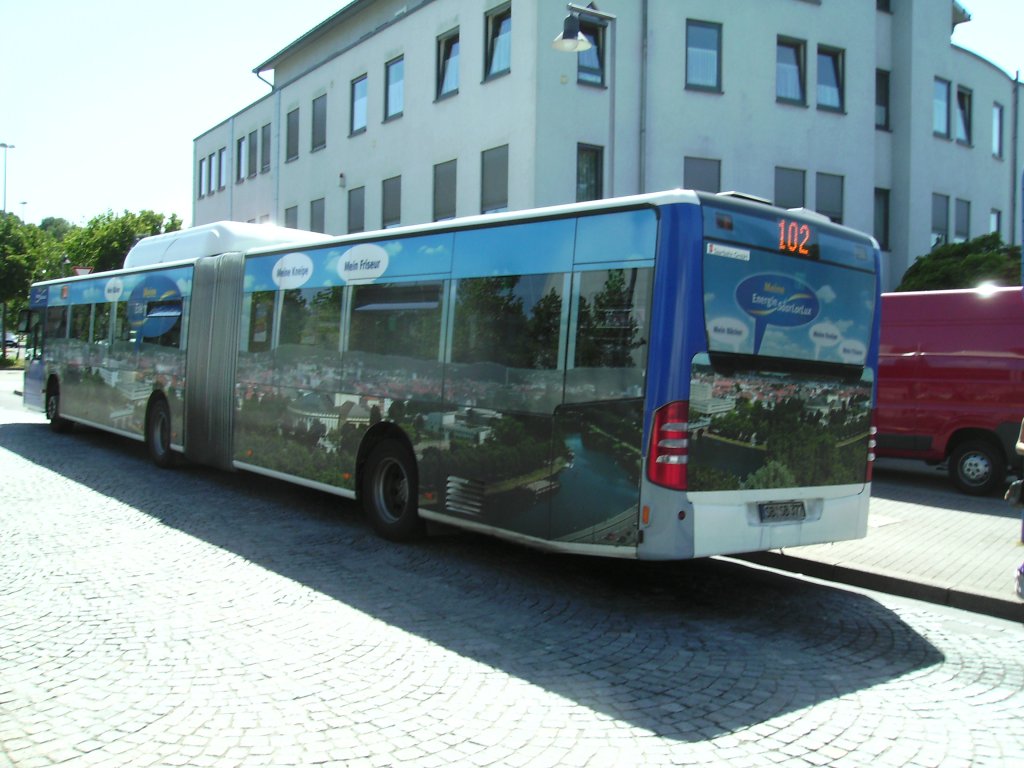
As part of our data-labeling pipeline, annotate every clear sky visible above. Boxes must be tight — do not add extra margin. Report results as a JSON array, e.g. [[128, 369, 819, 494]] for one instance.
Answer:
[[0, 0, 1021, 229]]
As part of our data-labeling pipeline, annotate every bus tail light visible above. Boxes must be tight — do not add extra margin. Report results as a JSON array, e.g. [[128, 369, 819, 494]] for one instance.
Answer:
[[647, 401, 689, 490], [866, 410, 877, 482]]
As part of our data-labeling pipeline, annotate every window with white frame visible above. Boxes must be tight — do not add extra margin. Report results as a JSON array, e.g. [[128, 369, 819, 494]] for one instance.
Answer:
[[774, 166, 805, 209], [260, 125, 270, 173]]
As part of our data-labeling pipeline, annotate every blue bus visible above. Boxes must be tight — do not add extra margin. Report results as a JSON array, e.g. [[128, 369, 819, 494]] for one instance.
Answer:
[[20, 191, 880, 559]]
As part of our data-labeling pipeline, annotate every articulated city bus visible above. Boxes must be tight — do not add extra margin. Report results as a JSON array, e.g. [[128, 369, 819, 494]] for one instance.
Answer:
[[20, 190, 881, 559]]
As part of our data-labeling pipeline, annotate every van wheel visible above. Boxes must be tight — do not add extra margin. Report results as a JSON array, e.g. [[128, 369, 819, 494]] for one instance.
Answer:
[[46, 385, 72, 434], [361, 441, 424, 541], [146, 398, 175, 469], [949, 439, 1004, 496]]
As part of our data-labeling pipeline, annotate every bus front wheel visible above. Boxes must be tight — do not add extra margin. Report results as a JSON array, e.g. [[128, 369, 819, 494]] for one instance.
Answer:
[[46, 384, 72, 434], [949, 438, 1004, 496], [146, 398, 175, 469], [361, 441, 424, 541]]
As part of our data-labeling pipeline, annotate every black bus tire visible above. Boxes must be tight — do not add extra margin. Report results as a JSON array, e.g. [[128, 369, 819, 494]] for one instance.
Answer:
[[146, 398, 175, 469], [949, 438, 1004, 496], [361, 441, 424, 541], [46, 385, 72, 434]]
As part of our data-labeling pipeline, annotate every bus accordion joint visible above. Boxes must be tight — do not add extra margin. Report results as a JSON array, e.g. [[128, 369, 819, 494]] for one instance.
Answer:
[[647, 401, 689, 490]]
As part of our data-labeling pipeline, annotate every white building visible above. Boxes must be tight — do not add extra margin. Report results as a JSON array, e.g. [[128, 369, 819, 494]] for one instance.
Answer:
[[193, 0, 1022, 290]]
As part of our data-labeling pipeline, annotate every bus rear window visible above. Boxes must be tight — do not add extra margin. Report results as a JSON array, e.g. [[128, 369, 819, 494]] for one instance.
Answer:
[[701, 206, 876, 367]]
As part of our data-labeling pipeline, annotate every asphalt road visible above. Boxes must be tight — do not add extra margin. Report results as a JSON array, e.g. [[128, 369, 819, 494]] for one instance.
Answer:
[[1, 370, 1021, 767]]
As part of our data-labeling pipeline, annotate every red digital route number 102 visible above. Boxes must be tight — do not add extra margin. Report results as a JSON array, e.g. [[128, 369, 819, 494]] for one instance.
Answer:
[[777, 218, 812, 255]]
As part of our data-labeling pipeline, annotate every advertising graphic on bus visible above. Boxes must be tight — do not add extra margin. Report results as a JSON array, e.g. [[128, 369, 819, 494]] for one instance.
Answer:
[[20, 191, 881, 560]]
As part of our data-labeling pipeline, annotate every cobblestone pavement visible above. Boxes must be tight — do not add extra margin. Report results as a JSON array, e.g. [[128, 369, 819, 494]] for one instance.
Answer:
[[1, 386, 1022, 767]]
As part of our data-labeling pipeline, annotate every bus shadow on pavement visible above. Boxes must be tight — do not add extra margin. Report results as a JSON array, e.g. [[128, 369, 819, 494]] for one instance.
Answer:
[[3, 422, 946, 743]]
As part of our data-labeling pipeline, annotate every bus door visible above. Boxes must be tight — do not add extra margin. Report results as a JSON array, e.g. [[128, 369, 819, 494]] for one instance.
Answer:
[[19, 286, 48, 411]]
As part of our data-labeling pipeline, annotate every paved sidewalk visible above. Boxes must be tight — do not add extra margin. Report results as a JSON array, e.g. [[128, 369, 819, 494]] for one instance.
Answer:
[[741, 458, 1024, 622]]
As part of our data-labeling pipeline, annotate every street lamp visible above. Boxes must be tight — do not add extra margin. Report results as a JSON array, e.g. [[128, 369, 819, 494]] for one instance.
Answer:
[[552, 4, 617, 197], [0, 142, 14, 214]]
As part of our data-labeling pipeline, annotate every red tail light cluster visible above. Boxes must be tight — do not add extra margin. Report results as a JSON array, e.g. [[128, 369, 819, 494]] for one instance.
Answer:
[[647, 401, 689, 490]]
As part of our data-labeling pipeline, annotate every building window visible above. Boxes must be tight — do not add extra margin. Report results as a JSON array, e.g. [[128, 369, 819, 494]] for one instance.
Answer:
[[993, 103, 1004, 157], [990, 209, 1002, 236], [874, 188, 890, 251], [383, 176, 401, 228], [686, 20, 721, 92], [217, 148, 227, 190], [817, 46, 844, 111], [247, 130, 258, 178], [310, 198, 325, 233], [433, 159, 457, 221], [776, 38, 806, 105], [684, 156, 721, 193], [348, 187, 365, 234], [207, 153, 216, 195], [236, 135, 247, 183], [577, 20, 604, 86], [931, 193, 949, 248], [286, 109, 299, 161], [284, 205, 298, 229], [481, 144, 509, 213], [877, 0, 891, 12], [933, 78, 950, 137], [954, 199, 970, 242], [816, 173, 844, 224], [956, 87, 972, 145], [312, 95, 327, 151], [485, 6, 511, 80], [875, 69, 890, 130], [385, 57, 404, 120], [351, 75, 368, 134], [198, 157, 207, 199], [260, 125, 271, 173], [774, 166, 805, 209], [576, 144, 603, 202], [437, 30, 460, 98]]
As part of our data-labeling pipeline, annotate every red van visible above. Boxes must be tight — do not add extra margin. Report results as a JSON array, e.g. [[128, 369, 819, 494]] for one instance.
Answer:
[[876, 286, 1024, 495]]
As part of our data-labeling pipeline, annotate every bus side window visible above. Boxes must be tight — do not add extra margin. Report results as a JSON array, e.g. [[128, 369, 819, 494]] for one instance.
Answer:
[[93, 303, 111, 344], [566, 267, 653, 402], [45, 306, 67, 339], [69, 305, 90, 342]]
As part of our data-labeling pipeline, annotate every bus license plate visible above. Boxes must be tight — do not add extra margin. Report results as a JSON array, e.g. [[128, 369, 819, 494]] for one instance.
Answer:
[[758, 501, 806, 523]]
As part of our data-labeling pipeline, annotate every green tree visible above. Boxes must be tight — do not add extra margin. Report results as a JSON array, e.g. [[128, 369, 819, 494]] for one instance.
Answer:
[[63, 209, 182, 274], [897, 233, 1020, 291]]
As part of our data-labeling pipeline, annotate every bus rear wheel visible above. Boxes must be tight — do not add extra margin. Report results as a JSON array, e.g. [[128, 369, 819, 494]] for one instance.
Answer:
[[949, 438, 1004, 496], [361, 441, 424, 541], [46, 384, 72, 434], [146, 398, 175, 469]]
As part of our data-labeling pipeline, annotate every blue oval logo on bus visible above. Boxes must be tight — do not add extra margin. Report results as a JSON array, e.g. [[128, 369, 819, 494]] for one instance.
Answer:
[[735, 274, 820, 353]]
